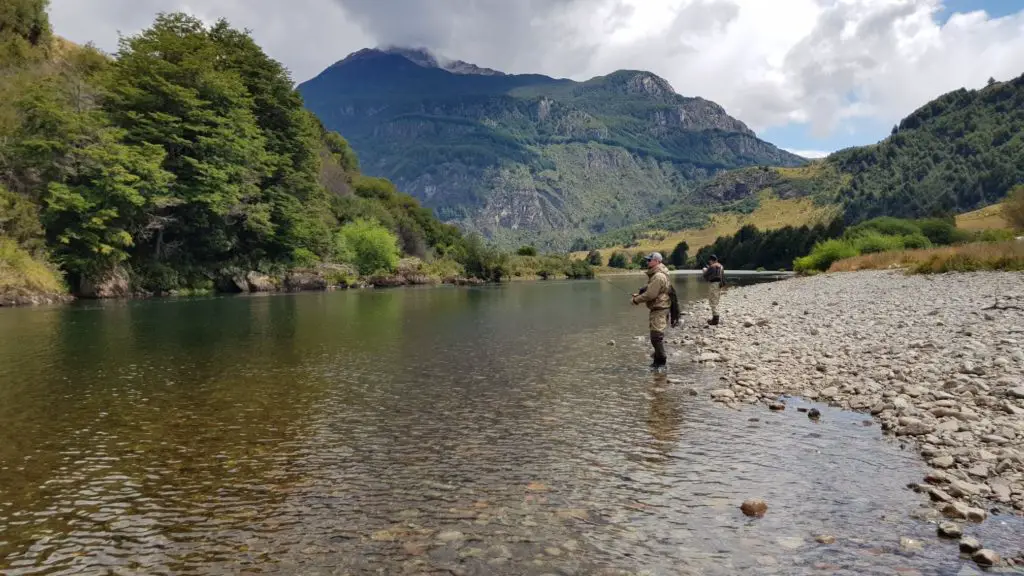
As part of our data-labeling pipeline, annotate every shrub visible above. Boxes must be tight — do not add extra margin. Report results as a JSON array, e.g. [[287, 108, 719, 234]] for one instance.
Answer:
[[794, 239, 858, 273], [586, 249, 603, 266], [567, 259, 595, 279], [335, 219, 401, 276], [900, 233, 933, 250], [975, 228, 1017, 243], [853, 232, 904, 254], [608, 251, 630, 268], [915, 218, 959, 245], [0, 238, 66, 296], [517, 245, 538, 257], [846, 217, 920, 238]]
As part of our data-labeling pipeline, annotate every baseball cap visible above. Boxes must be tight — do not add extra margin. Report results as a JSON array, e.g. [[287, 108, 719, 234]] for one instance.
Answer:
[[643, 252, 663, 262]]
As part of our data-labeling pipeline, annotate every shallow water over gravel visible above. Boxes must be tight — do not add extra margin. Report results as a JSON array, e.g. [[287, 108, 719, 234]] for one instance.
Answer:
[[1, 276, 1021, 575]]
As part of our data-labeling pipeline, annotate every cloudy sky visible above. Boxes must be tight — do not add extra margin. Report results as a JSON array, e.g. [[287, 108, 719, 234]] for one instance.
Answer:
[[49, 0, 1024, 157]]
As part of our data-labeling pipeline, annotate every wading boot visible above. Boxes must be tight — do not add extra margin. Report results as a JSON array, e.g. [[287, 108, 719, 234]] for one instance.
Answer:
[[707, 315, 720, 326], [650, 331, 668, 371]]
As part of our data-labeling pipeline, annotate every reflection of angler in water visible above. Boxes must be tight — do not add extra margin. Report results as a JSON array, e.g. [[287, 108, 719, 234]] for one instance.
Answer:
[[645, 377, 682, 461]]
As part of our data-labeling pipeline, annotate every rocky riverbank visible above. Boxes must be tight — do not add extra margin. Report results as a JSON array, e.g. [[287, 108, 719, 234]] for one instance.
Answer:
[[678, 270, 1023, 563]]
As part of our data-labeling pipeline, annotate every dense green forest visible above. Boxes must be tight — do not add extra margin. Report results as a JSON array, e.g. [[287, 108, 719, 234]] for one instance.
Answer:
[[1, 4, 569, 304]]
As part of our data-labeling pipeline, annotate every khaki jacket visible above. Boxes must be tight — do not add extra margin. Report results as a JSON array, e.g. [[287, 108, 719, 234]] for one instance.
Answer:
[[633, 263, 671, 310]]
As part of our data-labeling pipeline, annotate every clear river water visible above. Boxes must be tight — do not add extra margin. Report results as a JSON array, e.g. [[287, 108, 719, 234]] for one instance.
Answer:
[[1, 275, 1021, 575]]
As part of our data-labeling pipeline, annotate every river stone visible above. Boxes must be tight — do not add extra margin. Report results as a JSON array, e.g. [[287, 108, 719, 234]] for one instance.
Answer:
[[931, 455, 956, 469], [899, 537, 923, 553], [948, 479, 982, 498], [989, 480, 1012, 502], [815, 534, 836, 545], [898, 419, 935, 436], [942, 502, 970, 519], [973, 549, 1000, 567], [711, 389, 735, 400], [937, 522, 962, 538], [820, 386, 839, 399], [928, 487, 953, 503], [437, 531, 465, 542], [925, 470, 950, 484], [740, 499, 768, 518], [959, 536, 983, 554], [966, 507, 987, 522]]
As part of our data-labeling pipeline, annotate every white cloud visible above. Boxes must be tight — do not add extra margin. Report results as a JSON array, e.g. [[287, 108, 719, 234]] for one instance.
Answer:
[[783, 149, 832, 159], [47, 0, 1024, 141]]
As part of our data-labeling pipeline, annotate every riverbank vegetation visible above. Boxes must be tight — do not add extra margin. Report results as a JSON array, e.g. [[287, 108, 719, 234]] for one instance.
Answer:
[[826, 241, 1024, 274], [795, 200, 1023, 274], [0, 5, 592, 305]]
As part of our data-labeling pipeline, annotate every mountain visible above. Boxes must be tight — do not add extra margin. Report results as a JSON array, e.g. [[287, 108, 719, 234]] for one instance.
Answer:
[[589, 72, 1024, 250], [298, 47, 806, 249]]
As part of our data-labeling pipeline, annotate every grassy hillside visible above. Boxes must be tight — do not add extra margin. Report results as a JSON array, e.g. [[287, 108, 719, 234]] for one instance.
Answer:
[[299, 48, 806, 250], [573, 191, 839, 262], [955, 203, 1011, 231], [590, 73, 1024, 258]]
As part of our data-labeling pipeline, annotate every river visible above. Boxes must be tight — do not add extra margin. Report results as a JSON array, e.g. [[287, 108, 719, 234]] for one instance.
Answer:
[[0, 275, 1020, 575]]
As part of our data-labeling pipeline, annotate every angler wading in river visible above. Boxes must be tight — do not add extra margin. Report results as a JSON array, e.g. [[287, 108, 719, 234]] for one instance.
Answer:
[[702, 254, 725, 325], [632, 252, 680, 372]]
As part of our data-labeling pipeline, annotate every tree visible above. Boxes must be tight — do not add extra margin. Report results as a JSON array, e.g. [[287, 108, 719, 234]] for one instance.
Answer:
[[335, 218, 400, 275], [1003, 185, 1024, 231], [100, 13, 272, 268], [669, 240, 689, 267], [517, 245, 537, 256], [586, 249, 602, 266], [608, 251, 629, 268]]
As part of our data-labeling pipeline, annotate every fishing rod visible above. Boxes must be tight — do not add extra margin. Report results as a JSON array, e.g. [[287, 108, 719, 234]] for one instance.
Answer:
[[596, 272, 640, 296]]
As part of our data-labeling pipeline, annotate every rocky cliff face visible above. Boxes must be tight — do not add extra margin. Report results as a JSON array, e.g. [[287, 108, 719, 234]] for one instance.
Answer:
[[299, 48, 806, 249]]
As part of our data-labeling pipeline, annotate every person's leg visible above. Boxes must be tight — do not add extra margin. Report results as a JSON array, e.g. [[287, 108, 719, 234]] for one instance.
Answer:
[[707, 283, 721, 324], [649, 309, 668, 367]]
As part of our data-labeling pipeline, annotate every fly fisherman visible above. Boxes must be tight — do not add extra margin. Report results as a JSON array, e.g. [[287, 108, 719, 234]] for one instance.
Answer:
[[702, 254, 724, 325], [632, 252, 672, 371]]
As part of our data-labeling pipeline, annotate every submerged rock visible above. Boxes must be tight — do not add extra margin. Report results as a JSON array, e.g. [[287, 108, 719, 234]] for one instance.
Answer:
[[740, 499, 768, 517]]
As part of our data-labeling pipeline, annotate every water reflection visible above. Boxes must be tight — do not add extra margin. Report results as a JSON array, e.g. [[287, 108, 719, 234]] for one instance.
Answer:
[[0, 276, 1020, 575]]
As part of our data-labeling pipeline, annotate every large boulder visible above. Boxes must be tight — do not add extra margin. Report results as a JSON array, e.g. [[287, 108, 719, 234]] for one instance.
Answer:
[[245, 271, 276, 292], [79, 266, 130, 299], [284, 270, 327, 291]]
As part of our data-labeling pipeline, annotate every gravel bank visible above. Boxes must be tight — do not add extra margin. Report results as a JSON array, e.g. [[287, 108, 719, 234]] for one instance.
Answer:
[[679, 270, 1024, 525]]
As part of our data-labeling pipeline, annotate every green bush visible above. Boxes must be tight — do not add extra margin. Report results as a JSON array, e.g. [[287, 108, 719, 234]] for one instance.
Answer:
[[0, 238, 66, 295], [567, 259, 595, 279], [794, 239, 858, 273], [900, 233, 933, 250], [516, 245, 538, 256], [336, 219, 401, 276], [974, 228, 1016, 243], [608, 251, 630, 268], [586, 249, 603, 266], [853, 232, 905, 254], [846, 217, 920, 239], [915, 218, 958, 245]]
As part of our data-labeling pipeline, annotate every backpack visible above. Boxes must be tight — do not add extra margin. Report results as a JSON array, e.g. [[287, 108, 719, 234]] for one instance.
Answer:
[[668, 285, 681, 328]]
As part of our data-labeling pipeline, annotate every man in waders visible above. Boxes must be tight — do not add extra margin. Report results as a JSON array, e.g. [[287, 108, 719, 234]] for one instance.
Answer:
[[702, 254, 724, 325], [632, 252, 672, 371]]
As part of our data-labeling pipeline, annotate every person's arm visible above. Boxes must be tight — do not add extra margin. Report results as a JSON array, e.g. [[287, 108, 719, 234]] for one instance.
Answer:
[[633, 274, 665, 304]]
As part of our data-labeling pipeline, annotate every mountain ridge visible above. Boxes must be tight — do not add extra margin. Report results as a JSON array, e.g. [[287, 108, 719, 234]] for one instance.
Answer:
[[298, 47, 806, 250]]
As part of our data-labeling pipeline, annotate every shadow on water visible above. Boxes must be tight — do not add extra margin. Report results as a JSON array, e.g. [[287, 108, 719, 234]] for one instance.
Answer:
[[0, 276, 1021, 575]]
